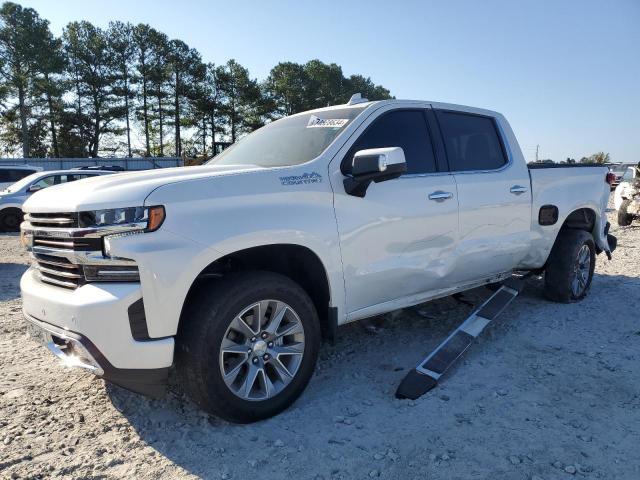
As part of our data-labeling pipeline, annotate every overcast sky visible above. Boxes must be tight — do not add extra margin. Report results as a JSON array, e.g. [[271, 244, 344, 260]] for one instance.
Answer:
[[14, 0, 640, 163]]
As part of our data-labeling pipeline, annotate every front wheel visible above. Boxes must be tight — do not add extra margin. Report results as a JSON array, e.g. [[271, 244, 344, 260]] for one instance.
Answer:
[[544, 230, 596, 303], [0, 208, 23, 232], [177, 271, 320, 423]]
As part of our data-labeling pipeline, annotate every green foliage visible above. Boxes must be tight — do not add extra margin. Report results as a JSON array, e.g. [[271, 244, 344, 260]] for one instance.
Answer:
[[0, 2, 394, 158], [0, 1, 55, 156], [264, 59, 392, 117], [216, 59, 266, 142], [63, 21, 124, 157], [108, 21, 136, 157], [580, 152, 610, 164]]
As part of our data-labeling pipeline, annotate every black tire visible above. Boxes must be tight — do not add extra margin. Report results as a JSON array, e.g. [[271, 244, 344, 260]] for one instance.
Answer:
[[0, 208, 23, 232], [176, 271, 320, 423], [617, 199, 633, 226], [544, 229, 596, 303]]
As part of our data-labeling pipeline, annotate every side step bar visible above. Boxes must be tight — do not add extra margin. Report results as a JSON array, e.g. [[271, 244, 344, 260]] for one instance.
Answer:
[[395, 277, 526, 400]]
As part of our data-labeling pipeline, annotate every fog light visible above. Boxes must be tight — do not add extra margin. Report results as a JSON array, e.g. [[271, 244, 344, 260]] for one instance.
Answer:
[[83, 265, 140, 282]]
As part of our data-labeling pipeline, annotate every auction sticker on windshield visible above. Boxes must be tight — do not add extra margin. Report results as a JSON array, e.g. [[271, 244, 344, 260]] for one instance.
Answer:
[[306, 115, 349, 128]]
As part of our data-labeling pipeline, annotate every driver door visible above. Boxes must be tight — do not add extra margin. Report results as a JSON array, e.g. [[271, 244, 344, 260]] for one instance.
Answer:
[[330, 106, 460, 317]]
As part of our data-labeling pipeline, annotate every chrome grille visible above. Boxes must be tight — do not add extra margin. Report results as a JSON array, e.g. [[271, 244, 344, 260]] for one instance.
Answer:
[[24, 212, 78, 228], [32, 253, 83, 289], [23, 211, 139, 290], [32, 236, 102, 251]]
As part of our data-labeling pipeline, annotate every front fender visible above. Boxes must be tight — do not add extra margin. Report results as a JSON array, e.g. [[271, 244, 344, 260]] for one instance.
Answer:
[[108, 167, 345, 337]]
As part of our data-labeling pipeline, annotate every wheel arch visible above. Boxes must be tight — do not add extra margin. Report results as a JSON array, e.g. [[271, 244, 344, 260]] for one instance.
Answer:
[[542, 206, 599, 269], [178, 243, 335, 340], [559, 207, 597, 233]]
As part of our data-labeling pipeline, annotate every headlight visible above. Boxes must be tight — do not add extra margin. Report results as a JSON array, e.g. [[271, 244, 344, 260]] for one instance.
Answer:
[[78, 205, 165, 232]]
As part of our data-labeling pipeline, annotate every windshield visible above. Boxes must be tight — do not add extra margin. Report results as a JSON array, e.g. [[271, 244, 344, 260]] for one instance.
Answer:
[[612, 163, 632, 174], [208, 107, 365, 168], [4, 172, 42, 193], [622, 167, 634, 181]]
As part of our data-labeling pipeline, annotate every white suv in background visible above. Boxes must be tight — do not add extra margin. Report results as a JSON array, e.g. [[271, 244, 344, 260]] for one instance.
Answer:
[[0, 170, 114, 231]]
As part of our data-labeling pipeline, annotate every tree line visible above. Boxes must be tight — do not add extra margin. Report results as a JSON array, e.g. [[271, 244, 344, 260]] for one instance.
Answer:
[[0, 2, 392, 159], [572, 152, 610, 164]]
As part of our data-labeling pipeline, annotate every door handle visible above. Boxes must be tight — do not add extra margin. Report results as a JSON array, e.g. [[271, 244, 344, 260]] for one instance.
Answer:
[[510, 185, 528, 195], [428, 191, 454, 202]]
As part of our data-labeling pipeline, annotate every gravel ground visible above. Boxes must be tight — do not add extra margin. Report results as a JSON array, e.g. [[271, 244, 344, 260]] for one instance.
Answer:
[[1, 199, 639, 480]]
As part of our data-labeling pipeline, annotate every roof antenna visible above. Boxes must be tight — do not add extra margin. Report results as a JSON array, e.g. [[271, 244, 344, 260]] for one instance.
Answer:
[[347, 93, 369, 105]]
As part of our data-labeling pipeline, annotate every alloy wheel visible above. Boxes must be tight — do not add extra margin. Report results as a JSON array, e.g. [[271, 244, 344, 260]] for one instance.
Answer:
[[219, 300, 305, 401], [571, 244, 591, 297]]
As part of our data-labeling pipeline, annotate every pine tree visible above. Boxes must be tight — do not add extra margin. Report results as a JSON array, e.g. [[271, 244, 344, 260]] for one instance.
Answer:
[[0, 2, 54, 157], [63, 21, 122, 157], [217, 60, 265, 143], [147, 29, 171, 156], [108, 21, 136, 157], [132, 24, 155, 157]]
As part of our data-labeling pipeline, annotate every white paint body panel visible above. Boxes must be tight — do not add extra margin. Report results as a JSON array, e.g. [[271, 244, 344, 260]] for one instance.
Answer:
[[20, 269, 173, 369], [19, 99, 613, 371]]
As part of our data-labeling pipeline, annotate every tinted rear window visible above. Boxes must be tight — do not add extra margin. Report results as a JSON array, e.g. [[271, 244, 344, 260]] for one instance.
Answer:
[[437, 111, 507, 171]]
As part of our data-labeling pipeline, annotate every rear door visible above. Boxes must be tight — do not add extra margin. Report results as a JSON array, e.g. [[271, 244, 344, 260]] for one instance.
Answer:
[[331, 105, 459, 316], [434, 109, 532, 282]]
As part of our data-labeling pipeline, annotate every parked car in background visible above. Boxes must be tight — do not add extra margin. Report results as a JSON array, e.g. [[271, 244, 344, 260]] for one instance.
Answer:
[[0, 169, 116, 231], [614, 164, 639, 226], [0, 165, 43, 190], [609, 162, 636, 189]]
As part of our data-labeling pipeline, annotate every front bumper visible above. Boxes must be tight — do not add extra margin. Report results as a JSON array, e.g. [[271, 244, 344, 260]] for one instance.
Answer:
[[21, 268, 174, 396]]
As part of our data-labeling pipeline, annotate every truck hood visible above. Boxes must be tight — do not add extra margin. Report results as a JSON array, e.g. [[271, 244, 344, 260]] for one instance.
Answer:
[[22, 164, 262, 213]]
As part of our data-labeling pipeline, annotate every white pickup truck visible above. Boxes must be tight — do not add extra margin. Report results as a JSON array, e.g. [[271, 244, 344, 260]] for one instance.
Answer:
[[20, 96, 616, 423]]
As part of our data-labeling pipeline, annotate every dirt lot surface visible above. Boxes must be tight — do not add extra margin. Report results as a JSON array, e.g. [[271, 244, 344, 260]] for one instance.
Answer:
[[1, 201, 639, 480]]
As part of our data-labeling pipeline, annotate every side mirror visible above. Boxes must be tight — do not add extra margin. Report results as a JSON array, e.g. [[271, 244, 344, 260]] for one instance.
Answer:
[[27, 185, 42, 193], [344, 147, 407, 197]]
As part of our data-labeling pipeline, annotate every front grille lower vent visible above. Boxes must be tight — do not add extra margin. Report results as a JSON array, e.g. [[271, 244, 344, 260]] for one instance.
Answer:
[[32, 253, 83, 289]]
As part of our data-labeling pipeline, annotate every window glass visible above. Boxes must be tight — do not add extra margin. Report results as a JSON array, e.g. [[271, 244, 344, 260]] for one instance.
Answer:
[[347, 110, 437, 174], [209, 106, 365, 168], [10, 169, 36, 181], [69, 174, 95, 181], [0, 169, 36, 182], [437, 111, 507, 171], [31, 176, 58, 189]]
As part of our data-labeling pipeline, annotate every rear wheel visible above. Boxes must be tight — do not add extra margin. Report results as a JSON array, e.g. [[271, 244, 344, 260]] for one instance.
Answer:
[[617, 199, 633, 226], [177, 271, 320, 423], [544, 230, 596, 303], [0, 208, 23, 232]]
